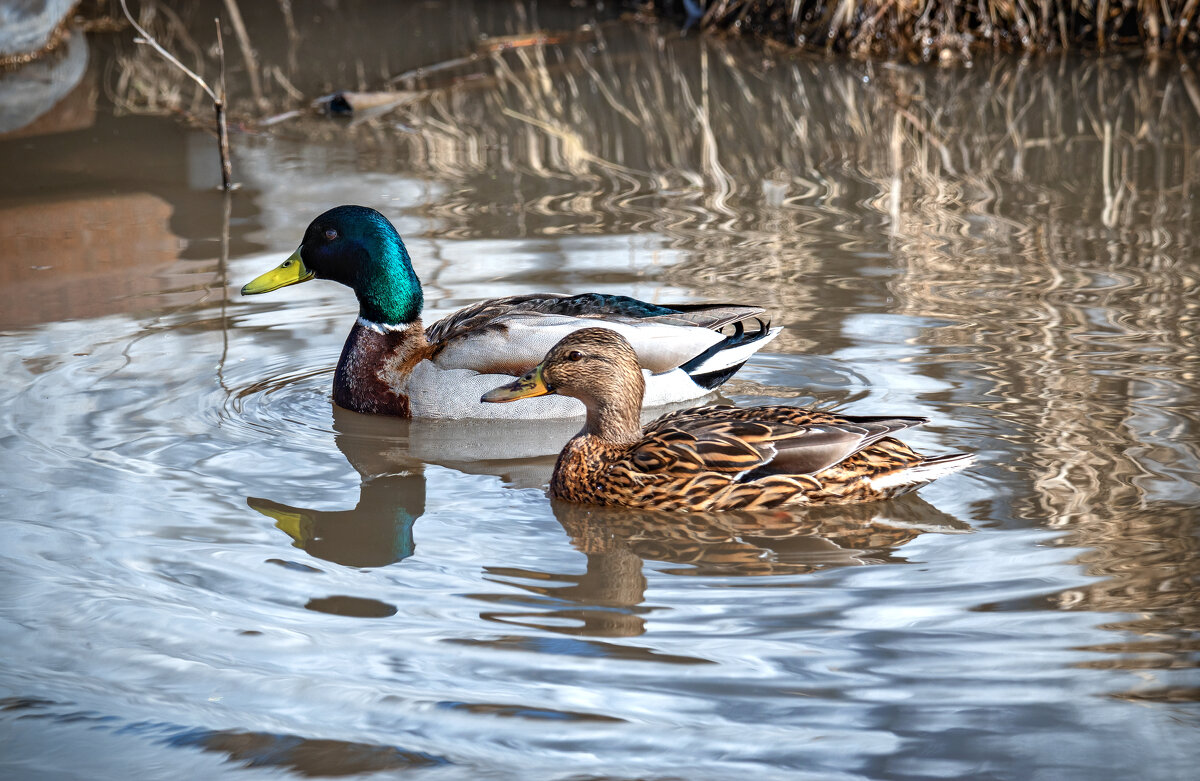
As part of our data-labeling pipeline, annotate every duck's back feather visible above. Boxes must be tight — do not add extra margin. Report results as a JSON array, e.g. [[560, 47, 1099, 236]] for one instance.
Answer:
[[639, 406, 925, 478], [425, 293, 769, 374], [554, 404, 972, 509], [425, 293, 763, 343], [428, 312, 727, 375]]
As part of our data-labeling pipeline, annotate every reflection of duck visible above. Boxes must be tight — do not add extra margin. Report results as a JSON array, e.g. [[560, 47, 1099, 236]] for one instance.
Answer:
[[240, 205, 779, 418], [333, 404, 563, 489], [551, 493, 970, 577], [246, 402, 590, 565], [245, 404, 582, 565], [477, 494, 968, 639], [484, 329, 975, 509], [247, 413, 426, 568], [248, 470, 423, 568]]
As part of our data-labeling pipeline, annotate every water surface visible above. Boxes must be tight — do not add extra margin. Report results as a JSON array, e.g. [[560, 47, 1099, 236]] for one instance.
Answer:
[[0, 5, 1197, 780]]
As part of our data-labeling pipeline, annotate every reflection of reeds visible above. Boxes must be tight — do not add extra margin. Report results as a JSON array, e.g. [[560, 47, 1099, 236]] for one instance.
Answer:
[[253, 25, 1195, 354], [294, 27, 1197, 237]]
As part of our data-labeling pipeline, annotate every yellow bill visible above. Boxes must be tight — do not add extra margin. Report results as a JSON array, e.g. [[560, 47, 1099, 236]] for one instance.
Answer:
[[481, 365, 552, 403], [241, 248, 315, 295]]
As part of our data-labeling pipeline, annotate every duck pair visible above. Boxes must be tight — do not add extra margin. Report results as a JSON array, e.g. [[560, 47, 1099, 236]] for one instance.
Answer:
[[243, 206, 974, 511]]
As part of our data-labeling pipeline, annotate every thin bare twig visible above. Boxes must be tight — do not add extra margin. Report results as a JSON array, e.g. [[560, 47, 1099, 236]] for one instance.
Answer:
[[119, 0, 232, 188], [215, 18, 233, 189], [118, 0, 216, 102]]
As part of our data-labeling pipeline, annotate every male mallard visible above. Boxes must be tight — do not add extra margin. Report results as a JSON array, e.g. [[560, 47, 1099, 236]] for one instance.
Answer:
[[241, 205, 779, 419], [482, 328, 974, 510]]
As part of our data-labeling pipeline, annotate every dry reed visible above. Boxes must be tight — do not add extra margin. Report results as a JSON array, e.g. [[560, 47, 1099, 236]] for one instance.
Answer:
[[637, 0, 1199, 59]]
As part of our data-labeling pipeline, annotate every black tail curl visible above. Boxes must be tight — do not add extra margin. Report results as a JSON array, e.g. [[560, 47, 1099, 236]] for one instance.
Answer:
[[680, 318, 773, 390]]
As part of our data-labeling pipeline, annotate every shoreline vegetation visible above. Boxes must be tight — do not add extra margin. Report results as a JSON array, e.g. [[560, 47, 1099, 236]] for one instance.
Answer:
[[634, 0, 1199, 59]]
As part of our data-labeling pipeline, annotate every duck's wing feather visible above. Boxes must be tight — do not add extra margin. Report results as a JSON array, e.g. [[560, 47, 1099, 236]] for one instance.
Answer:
[[426, 293, 763, 349], [764, 417, 927, 476], [428, 311, 726, 375], [640, 302, 766, 329], [613, 409, 818, 510], [636, 405, 930, 479]]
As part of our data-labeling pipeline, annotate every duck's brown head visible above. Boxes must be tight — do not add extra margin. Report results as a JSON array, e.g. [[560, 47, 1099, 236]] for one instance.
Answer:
[[481, 328, 645, 442]]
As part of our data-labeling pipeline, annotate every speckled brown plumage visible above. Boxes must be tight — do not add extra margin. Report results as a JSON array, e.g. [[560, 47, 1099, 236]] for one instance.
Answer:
[[548, 405, 958, 509], [485, 328, 975, 511]]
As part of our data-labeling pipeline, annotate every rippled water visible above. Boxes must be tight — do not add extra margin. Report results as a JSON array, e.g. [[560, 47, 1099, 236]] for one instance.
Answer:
[[1, 5, 1198, 779]]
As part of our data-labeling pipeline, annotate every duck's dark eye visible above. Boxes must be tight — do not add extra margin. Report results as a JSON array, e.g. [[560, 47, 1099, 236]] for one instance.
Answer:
[[324, 228, 338, 241], [565, 350, 583, 362]]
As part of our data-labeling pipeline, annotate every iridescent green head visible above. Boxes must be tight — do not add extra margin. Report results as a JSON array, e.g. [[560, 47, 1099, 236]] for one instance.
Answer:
[[242, 205, 423, 326]]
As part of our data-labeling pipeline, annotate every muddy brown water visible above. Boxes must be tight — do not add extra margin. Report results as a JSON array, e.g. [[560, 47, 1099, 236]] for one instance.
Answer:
[[1, 3, 1197, 779]]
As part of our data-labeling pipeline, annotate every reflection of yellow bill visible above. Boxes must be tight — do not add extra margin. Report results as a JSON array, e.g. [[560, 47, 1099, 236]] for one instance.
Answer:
[[246, 497, 309, 545], [480, 365, 552, 403], [241, 248, 314, 295]]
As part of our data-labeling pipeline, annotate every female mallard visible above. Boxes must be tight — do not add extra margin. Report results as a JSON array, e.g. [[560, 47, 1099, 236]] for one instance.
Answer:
[[241, 205, 779, 419], [482, 328, 974, 509]]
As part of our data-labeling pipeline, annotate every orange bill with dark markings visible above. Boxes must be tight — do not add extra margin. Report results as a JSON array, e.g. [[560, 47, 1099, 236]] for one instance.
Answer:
[[480, 364, 552, 403]]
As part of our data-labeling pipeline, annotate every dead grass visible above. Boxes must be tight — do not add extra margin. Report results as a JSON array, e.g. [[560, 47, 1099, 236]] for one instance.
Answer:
[[638, 0, 1199, 59]]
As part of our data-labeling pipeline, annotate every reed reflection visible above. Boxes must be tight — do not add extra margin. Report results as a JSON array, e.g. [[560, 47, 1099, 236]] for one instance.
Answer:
[[887, 133, 1199, 702], [170, 728, 445, 776]]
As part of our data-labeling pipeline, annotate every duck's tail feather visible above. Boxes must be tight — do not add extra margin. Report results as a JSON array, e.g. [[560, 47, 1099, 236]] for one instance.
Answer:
[[648, 303, 766, 330], [680, 319, 782, 390], [869, 452, 977, 493]]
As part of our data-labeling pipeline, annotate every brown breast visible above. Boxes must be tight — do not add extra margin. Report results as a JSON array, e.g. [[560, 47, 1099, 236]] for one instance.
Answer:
[[332, 320, 430, 417]]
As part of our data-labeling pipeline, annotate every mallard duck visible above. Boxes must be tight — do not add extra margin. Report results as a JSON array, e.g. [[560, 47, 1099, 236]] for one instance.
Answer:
[[241, 205, 779, 419], [482, 328, 975, 510]]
